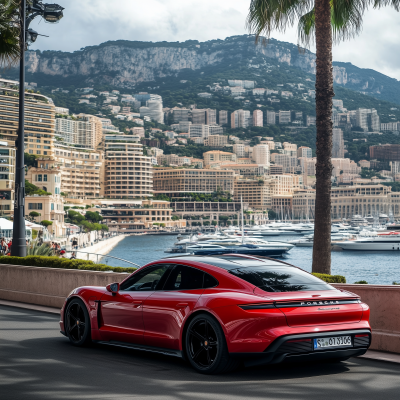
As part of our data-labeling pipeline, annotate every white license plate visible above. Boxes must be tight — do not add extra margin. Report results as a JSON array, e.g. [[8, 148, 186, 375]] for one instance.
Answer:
[[314, 336, 352, 350]]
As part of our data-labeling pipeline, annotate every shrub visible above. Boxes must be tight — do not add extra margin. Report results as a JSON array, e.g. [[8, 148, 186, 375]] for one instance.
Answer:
[[0, 256, 136, 273], [312, 273, 346, 284], [354, 280, 368, 284]]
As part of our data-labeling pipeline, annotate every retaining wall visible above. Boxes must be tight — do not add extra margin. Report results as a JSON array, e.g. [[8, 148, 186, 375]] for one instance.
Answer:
[[0, 264, 399, 354]]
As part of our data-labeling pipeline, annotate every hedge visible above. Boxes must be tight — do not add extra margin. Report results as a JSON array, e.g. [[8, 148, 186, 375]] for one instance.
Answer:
[[0, 256, 136, 273], [312, 272, 346, 284]]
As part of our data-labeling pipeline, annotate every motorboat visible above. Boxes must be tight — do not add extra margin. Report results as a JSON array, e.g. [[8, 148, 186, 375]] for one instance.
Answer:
[[335, 231, 400, 251], [165, 240, 293, 257]]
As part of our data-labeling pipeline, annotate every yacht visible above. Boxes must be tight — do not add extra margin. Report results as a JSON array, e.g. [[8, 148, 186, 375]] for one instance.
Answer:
[[335, 232, 400, 251], [165, 239, 294, 257]]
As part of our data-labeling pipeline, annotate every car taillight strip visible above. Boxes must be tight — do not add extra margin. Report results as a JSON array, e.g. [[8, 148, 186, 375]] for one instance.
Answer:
[[276, 299, 361, 308], [239, 303, 276, 310]]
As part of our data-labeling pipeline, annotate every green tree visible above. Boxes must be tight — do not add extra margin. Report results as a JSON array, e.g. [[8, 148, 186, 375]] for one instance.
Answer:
[[246, 0, 399, 274], [40, 220, 53, 228], [24, 152, 37, 168], [29, 211, 40, 220]]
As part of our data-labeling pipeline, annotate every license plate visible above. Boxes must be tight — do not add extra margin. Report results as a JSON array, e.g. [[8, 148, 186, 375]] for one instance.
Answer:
[[314, 336, 352, 350]]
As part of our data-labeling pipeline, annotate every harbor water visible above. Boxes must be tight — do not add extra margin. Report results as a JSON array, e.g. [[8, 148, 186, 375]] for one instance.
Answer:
[[102, 234, 400, 285]]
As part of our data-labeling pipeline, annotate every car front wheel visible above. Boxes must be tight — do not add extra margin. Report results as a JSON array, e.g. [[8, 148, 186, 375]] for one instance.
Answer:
[[65, 298, 91, 346], [185, 313, 239, 374]]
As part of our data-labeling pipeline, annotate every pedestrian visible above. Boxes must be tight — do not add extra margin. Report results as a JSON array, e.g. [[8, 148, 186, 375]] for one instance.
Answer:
[[70, 252, 76, 260]]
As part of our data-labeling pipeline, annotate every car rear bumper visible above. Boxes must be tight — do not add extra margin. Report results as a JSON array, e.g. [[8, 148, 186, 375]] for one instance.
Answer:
[[231, 329, 371, 367]]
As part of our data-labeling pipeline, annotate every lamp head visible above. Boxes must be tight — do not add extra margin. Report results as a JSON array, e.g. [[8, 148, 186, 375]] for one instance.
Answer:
[[43, 3, 64, 23], [26, 28, 38, 44]]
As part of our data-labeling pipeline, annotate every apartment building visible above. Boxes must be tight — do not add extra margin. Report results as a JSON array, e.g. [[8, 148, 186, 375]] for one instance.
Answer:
[[173, 108, 190, 122], [153, 168, 235, 197], [233, 144, 246, 158], [266, 111, 276, 125], [332, 128, 345, 158], [203, 150, 237, 166], [100, 199, 185, 231], [370, 144, 400, 161], [204, 135, 228, 147], [219, 110, 228, 126], [252, 144, 270, 166], [55, 115, 103, 150], [253, 110, 263, 127], [292, 190, 316, 219], [191, 109, 217, 125], [0, 142, 15, 215], [157, 154, 191, 167], [25, 160, 64, 236], [231, 109, 251, 129], [273, 154, 297, 173], [104, 135, 153, 199], [189, 124, 210, 138], [292, 185, 394, 219], [54, 144, 105, 199], [297, 146, 312, 158], [331, 158, 361, 177], [279, 111, 291, 124], [234, 177, 271, 210], [0, 79, 55, 158], [306, 116, 316, 126]]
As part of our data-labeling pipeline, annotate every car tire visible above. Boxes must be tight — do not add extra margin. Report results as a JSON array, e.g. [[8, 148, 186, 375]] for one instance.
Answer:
[[65, 298, 91, 346], [185, 313, 240, 374]]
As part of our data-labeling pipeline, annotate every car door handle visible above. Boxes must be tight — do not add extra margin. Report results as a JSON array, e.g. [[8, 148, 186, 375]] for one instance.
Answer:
[[176, 303, 188, 309], [132, 300, 142, 308]]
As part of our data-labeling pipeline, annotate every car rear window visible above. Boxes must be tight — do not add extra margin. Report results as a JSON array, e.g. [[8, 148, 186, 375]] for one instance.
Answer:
[[229, 266, 334, 292]]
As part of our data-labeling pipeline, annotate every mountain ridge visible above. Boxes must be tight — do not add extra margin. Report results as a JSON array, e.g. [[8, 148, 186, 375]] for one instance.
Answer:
[[6, 35, 400, 105]]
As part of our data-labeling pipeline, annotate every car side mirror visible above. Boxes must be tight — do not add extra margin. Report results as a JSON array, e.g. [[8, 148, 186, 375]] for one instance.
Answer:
[[106, 282, 120, 295]]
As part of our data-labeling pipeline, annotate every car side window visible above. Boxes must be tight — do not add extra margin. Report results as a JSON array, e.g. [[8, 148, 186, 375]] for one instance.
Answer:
[[203, 272, 218, 288], [163, 265, 204, 291], [120, 264, 172, 291]]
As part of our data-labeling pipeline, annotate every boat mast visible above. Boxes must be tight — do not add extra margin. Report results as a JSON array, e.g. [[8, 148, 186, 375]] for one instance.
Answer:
[[241, 195, 244, 245]]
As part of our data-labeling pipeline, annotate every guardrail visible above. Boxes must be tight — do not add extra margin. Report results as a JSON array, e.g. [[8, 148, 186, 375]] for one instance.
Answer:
[[64, 250, 141, 268]]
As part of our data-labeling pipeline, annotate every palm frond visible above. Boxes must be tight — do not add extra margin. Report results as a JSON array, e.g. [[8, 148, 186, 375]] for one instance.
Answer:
[[246, 0, 313, 42], [0, 0, 20, 68], [372, 0, 400, 10], [27, 243, 55, 256]]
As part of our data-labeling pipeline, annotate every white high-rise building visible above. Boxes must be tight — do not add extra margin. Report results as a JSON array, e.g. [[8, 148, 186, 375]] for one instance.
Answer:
[[332, 128, 345, 158], [252, 144, 270, 166], [233, 143, 246, 158], [355, 108, 369, 131], [231, 109, 251, 128], [219, 110, 228, 126], [297, 146, 312, 159], [253, 110, 263, 127], [189, 124, 210, 138]]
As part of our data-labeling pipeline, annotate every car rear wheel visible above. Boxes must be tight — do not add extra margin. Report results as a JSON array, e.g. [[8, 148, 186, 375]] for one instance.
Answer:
[[185, 313, 239, 374], [65, 298, 91, 346]]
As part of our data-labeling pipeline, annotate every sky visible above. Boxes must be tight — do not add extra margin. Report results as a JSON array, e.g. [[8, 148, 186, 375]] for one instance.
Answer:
[[29, 0, 400, 80]]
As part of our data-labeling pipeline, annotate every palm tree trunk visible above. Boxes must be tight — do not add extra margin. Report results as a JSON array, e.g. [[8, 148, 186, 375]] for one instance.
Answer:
[[312, 0, 334, 275]]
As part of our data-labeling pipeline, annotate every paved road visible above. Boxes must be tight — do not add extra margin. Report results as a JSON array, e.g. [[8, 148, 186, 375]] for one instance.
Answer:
[[1, 305, 400, 400]]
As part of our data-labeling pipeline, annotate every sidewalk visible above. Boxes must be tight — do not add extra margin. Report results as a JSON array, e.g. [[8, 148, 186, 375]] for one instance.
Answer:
[[74, 235, 126, 262]]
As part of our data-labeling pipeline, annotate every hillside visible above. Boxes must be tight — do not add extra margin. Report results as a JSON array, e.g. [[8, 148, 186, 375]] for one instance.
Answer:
[[3, 35, 400, 105]]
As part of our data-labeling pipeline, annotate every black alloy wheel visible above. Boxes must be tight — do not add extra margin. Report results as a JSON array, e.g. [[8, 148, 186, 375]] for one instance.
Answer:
[[185, 313, 240, 374], [65, 298, 91, 346]]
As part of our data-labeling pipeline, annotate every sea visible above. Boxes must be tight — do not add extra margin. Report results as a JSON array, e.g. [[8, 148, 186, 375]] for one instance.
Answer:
[[102, 234, 400, 285]]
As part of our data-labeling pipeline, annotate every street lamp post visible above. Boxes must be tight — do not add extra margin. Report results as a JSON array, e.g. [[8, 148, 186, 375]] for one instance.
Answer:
[[11, 1, 64, 257]]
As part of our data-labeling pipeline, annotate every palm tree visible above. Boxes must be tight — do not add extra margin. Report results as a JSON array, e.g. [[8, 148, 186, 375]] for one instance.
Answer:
[[247, 0, 398, 274], [0, 0, 19, 67]]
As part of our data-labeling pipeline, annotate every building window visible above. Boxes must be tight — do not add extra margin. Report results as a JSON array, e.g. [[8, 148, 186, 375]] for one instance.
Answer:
[[37, 174, 42, 182], [28, 203, 42, 210], [44, 174, 47, 182], [51, 203, 54, 211]]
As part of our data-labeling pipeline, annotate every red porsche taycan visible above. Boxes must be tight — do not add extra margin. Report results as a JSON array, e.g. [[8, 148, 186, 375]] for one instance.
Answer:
[[60, 254, 371, 374]]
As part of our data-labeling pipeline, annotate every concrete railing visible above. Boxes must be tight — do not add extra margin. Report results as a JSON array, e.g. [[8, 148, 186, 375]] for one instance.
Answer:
[[0, 263, 130, 309], [333, 284, 400, 354], [0, 264, 399, 354]]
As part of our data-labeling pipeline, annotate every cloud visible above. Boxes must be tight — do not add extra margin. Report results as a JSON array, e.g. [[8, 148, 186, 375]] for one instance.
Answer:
[[29, 0, 400, 80]]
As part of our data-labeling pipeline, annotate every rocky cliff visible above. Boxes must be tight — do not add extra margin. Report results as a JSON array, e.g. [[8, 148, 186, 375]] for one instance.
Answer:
[[19, 35, 400, 104]]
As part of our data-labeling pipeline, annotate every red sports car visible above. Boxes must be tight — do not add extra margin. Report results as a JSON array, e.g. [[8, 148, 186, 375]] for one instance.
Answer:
[[60, 255, 371, 374]]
